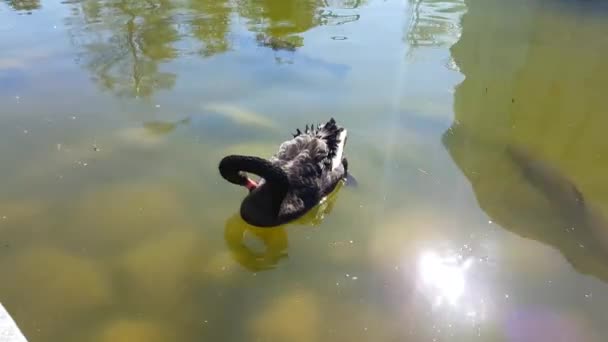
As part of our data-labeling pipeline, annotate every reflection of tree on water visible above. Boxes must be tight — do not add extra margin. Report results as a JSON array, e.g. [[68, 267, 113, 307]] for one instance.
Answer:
[[236, 0, 322, 52], [188, 0, 232, 57], [255, 33, 302, 52], [237, 0, 321, 36], [64, 0, 179, 98], [405, 0, 465, 57], [238, 0, 362, 54], [62, 0, 365, 88], [322, 0, 365, 9], [444, 0, 608, 282], [318, 10, 360, 26], [319, 0, 365, 26], [224, 215, 289, 272], [444, 130, 608, 282], [224, 181, 345, 271], [4, 0, 40, 14]]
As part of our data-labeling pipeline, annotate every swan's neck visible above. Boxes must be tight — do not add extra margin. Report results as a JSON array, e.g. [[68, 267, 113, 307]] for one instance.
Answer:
[[241, 183, 287, 226]]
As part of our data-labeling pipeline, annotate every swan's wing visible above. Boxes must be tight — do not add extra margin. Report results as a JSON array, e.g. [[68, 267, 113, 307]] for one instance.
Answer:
[[276, 137, 306, 161], [276, 135, 330, 166], [277, 152, 323, 219], [283, 147, 324, 184]]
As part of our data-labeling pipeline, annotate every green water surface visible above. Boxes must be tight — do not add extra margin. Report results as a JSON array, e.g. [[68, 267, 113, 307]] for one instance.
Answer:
[[1, 0, 608, 341]]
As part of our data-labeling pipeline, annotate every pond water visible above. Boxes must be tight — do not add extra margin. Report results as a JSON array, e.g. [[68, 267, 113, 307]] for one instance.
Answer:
[[1, 0, 608, 341]]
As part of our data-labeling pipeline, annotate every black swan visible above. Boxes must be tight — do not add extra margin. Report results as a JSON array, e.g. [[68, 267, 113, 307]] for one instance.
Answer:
[[219, 118, 350, 227]]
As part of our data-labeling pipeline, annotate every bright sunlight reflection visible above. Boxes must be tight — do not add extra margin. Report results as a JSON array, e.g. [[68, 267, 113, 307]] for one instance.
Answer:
[[418, 250, 474, 307]]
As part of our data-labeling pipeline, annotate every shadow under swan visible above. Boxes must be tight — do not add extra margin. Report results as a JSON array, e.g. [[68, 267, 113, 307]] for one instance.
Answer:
[[224, 181, 346, 272]]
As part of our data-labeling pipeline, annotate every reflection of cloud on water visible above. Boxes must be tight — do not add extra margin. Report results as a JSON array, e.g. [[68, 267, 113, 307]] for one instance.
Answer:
[[202, 102, 278, 130], [114, 102, 280, 150], [220, 142, 278, 161]]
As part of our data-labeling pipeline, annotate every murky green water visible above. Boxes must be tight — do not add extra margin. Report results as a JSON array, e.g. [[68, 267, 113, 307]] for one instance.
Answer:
[[1, 0, 608, 341]]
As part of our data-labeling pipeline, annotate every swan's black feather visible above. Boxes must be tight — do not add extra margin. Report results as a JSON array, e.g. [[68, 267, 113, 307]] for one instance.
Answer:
[[222, 118, 349, 227]]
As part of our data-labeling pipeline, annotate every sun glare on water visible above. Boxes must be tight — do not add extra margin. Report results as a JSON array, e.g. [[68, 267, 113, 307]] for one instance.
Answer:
[[418, 250, 474, 307], [414, 247, 492, 329]]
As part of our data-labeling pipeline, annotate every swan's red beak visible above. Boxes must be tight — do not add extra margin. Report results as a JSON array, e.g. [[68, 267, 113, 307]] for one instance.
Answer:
[[245, 178, 258, 191]]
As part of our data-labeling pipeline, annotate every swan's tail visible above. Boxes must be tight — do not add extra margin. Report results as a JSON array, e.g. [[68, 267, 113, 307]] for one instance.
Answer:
[[332, 126, 347, 171], [317, 118, 347, 171]]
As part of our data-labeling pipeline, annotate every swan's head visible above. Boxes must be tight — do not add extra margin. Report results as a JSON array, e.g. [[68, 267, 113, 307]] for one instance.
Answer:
[[220, 167, 258, 192], [244, 177, 258, 192], [219, 155, 287, 195], [220, 155, 290, 227]]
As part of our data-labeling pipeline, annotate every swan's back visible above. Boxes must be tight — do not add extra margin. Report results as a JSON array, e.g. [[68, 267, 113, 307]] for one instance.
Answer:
[[269, 118, 348, 215], [274, 119, 346, 176]]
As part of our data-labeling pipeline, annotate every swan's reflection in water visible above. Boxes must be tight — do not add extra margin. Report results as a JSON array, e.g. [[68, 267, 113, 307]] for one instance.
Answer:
[[224, 215, 289, 272], [224, 181, 346, 271]]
